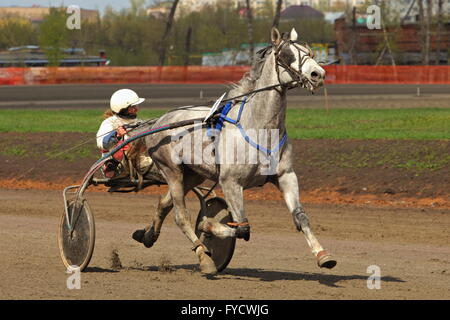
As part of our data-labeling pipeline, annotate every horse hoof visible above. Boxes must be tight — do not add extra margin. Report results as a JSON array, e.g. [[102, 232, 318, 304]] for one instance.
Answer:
[[132, 229, 145, 243], [317, 250, 337, 269], [199, 253, 217, 275], [143, 227, 157, 248]]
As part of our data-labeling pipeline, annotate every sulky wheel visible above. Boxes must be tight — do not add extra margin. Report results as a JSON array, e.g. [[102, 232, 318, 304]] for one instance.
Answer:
[[195, 197, 236, 272], [58, 199, 95, 272]]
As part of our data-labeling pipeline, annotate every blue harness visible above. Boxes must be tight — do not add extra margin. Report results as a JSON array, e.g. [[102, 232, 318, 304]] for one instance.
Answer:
[[210, 96, 287, 156]]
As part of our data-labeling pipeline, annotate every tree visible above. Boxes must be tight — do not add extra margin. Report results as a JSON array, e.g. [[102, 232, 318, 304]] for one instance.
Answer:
[[0, 17, 37, 50], [435, 0, 444, 64], [272, 0, 283, 29], [38, 8, 69, 66], [159, 0, 180, 66], [418, 0, 430, 65], [245, 0, 254, 65], [375, 0, 416, 65], [130, 0, 147, 16], [183, 26, 192, 66], [424, 0, 432, 65]]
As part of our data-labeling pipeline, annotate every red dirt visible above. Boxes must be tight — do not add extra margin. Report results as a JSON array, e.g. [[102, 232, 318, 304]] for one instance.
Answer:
[[1, 178, 449, 209]]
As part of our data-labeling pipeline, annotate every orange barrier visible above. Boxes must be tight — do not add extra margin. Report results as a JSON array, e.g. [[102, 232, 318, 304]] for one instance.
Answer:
[[323, 65, 450, 84], [21, 66, 251, 85], [1, 65, 449, 85], [0, 68, 25, 85]]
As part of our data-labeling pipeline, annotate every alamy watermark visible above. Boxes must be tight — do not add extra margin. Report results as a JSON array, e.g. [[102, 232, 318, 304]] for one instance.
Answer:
[[367, 265, 381, 289], [170, 123, 283, 175], [66, 5, 81, 30], [66, 265, 81, 290], [366, 5, 382, 30]]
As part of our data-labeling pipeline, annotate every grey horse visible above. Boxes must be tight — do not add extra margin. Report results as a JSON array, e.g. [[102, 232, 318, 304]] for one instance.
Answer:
[[132, 27, 336, 274]]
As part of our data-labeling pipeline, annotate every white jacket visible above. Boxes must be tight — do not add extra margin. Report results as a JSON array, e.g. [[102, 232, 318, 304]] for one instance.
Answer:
[[96, 115, 139, 151]]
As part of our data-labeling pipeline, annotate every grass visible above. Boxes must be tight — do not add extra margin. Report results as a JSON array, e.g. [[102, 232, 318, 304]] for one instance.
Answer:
[[285, 108, 450, 140], [0, 108, 449, 140], [0, 109, 166, 133], [300, 142, 450, 172], [0, 145, 28, 156]]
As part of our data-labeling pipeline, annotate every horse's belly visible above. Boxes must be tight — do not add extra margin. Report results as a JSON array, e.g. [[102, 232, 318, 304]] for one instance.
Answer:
[[243, 174, 271, 189], [185, 163, 218, 181]]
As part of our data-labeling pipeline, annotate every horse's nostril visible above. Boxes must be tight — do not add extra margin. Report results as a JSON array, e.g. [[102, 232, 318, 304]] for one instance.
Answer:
[[311, 71, 319, 79]]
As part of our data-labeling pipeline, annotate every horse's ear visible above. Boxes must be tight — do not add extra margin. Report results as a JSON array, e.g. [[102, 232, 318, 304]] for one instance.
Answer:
[[271, 27, 281, 46], [290, 28, 298, 42]]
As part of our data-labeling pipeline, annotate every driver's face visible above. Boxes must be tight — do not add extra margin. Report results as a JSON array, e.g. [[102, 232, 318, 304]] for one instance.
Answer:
[[128, 105, 138, 114]]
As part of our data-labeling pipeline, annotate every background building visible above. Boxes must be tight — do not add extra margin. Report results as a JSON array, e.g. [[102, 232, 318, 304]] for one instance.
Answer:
[[146, 1, 173, 19], [280, 4, 325, 20]]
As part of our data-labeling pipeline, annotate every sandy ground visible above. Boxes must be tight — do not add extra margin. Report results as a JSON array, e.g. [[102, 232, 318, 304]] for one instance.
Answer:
[[1, 188, 449, 300]]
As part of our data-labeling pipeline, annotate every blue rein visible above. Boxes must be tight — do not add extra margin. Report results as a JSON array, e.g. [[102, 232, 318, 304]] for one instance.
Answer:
[[212, 96, 287, 156]]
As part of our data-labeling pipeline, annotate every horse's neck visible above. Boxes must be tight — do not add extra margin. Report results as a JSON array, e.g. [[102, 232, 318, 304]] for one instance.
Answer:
[[239, 54, 287, 131]]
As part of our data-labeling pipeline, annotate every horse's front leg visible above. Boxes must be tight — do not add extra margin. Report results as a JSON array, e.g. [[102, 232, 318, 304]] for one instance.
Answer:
[[277, 170, 337, 269], [216, 178, 250, 241]]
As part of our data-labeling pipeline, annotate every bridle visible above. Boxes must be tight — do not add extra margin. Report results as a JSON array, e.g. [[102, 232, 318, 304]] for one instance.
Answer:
[[273, 39, 316, 92]]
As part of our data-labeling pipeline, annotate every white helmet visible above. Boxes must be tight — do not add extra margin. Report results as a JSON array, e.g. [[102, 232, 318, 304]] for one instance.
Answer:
[[110, 89, 145, 114]]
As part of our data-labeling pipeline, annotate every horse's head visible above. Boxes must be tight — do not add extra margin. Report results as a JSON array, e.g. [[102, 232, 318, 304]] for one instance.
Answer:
[[271, 27, 325, 92]]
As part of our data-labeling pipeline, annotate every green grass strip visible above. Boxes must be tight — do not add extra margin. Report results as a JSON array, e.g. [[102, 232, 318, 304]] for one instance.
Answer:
[[285, 108, 450, 139], [0, 108, 449, 140]]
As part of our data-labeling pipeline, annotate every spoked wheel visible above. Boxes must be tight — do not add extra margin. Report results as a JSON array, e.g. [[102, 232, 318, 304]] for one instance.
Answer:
[[58, 199, 95, 272], [195, 197, 236, 272]]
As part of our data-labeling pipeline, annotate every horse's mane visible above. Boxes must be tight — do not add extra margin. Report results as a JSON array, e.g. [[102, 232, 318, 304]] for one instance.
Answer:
[[227, 45, 273, 98], [228, 32, 309, 99]]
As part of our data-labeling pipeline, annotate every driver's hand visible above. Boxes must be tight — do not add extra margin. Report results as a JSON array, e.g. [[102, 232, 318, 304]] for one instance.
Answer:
[[116, 126, 127, 137]]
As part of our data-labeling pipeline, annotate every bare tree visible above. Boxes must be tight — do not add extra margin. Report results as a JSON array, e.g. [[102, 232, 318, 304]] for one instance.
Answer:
[[424, 0, 432, 65], [418, 0, 428, 65], [435, 0, 443, 65], [380, 16, 396, 66], [272, 0, 283, 29], [245, 0, 255, 65], [375, 0, 417, 65], [184, 26, 192, 66], [349, 6, 358, 65], [159, 0, 180, 66]]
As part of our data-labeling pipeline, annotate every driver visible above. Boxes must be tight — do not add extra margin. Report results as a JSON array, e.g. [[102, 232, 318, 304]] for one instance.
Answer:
[[96, 89, 145, 178]]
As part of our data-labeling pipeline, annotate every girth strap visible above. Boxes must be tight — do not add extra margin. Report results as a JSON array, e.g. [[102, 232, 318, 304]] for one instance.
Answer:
[[212, 96, 288, 156]]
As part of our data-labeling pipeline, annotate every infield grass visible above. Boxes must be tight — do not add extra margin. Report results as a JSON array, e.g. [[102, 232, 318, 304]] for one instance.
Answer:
[[0, 108, 449, 140]]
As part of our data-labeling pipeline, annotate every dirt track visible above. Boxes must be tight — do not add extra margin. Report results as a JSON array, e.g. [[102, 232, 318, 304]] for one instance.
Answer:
[[1, 133, 449, 300], [1, 188, 449, 300]]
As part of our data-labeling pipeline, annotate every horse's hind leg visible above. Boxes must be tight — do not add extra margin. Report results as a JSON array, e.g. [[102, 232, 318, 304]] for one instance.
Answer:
[[277, 171, 337, 269], [132, 191, 173, 248], [132, 173, 207, 248], [160, 168, 216, 274]]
